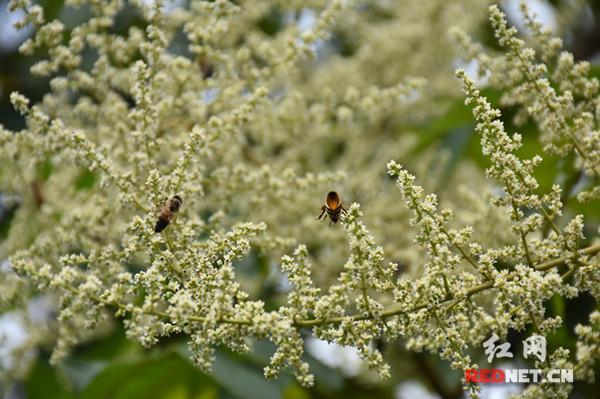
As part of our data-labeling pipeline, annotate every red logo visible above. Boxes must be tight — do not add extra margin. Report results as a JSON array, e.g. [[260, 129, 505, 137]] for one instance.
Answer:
[[465, 368, 506, 383]]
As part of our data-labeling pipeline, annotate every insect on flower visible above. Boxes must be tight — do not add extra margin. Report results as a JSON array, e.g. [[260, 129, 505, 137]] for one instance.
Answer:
[[154, 195, 182, 233], [316, 191, 347, 226]]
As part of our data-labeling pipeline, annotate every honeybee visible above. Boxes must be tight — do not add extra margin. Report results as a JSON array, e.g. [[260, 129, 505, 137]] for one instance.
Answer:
[[316, 191, 347, 226], [154, 195, 182, 233], [199, 57, 214, 80]]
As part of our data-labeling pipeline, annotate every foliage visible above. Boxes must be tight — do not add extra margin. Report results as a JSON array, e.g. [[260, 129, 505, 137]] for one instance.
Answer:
[[0, 0, 598, 398]]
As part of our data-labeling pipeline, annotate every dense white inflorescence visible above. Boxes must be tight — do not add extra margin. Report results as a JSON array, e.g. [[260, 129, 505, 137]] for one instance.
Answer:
[[0, 1, 598, 397]]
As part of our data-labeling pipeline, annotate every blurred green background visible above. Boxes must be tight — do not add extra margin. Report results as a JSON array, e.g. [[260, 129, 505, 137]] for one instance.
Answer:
[[1, 0, 599, 398]]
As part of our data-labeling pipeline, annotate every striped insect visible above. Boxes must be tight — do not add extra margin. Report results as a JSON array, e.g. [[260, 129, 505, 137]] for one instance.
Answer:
[[154, 195, 182, 233], [316, 191, 347, 226]]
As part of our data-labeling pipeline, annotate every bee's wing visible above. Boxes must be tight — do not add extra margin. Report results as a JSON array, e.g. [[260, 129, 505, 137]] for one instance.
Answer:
[[154, 198, 167, 217]]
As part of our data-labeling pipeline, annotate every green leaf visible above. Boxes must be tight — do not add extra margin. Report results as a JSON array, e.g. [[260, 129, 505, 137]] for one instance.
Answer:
[[590, 64, 600, 80], [74, 170, 97, 190], [257, 6, 284, 36], [39, 0, 66, 21], [283, 383, 310, 399], [24, 358, 74, 399], [73, 326, 136, 361], [62, 359, 107, 391], [211, 352, 281, 399], [545, 295, 572, 351], [36, 159, 54, 181], [79, 352, 216, 399]]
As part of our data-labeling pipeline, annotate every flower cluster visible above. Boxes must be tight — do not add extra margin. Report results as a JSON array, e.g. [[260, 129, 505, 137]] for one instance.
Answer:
[[454, 3, 600, 201], [0, 1, 598, 398]]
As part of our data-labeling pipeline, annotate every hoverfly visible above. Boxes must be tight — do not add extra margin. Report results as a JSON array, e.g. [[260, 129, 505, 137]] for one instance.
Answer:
[[316, 191, 347, 226], [154, 195, 182, 233]]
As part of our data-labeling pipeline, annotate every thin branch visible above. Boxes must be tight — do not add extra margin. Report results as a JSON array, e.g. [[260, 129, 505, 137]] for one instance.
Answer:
[[294, 241, 600, 327], [60, 242, 600, 329]]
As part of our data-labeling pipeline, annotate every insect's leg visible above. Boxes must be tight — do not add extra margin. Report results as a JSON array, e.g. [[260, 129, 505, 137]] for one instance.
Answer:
[[316, 206, 326, 220], [341, 206, 348, 215]]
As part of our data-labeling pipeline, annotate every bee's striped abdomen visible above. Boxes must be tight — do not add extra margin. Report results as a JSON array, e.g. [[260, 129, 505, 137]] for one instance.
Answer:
[[154, 217, 170, 233], [327, 207, 342, 223]]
